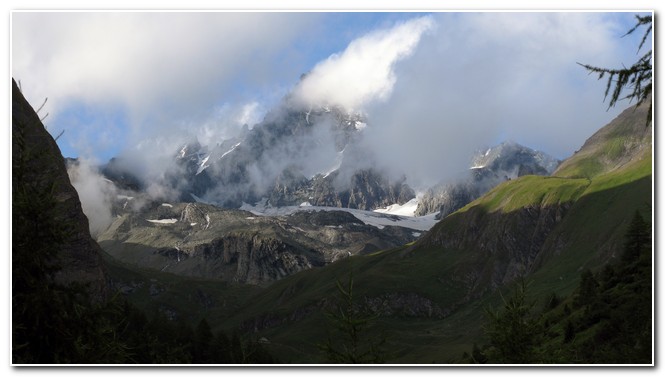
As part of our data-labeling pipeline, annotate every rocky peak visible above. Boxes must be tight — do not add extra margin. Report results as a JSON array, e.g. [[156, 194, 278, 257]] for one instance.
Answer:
[[416, 141, 560, 218]]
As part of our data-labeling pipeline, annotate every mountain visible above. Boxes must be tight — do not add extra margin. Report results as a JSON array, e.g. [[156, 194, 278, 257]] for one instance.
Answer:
[[102, 99, 415, 211], [105, 99, 650, 363], [415, 141, 560, 218]]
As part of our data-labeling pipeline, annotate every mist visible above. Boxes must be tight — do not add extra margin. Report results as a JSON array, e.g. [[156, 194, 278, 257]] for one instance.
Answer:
[[67, 159, 117, 238]]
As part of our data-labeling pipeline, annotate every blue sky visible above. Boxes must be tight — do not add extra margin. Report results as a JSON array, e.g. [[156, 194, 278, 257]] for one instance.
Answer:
[[12, 11, 651, 172]]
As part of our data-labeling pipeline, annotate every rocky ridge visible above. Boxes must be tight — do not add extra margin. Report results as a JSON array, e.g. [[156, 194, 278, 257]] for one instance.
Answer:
[[415, 141, 560, 219], [97, 200, 419, 285]]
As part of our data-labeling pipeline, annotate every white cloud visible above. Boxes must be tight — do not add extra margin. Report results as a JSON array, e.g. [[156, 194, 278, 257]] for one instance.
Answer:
[[360, 12, 645, 189], [12, 12, 316, 156], [292, 15, 434, 112]]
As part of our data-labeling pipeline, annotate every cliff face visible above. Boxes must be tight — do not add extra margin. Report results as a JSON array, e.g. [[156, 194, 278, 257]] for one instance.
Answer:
[[420, 203, 571, 295], [265, 167, 415, 211], [12, 79, 107, 299]]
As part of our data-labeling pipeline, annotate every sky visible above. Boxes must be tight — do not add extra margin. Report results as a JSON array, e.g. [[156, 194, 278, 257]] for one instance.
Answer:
[[11, 10, 651, 170]]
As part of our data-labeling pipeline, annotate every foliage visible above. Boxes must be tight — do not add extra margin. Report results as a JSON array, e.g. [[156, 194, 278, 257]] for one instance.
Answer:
[[319, 273, 387, 364], [574, 269, 599, 308], [622, 210, 650, 262], [579, 15, 652, 125], [472, 209, 652, 364], [483, 278, 544, 363]]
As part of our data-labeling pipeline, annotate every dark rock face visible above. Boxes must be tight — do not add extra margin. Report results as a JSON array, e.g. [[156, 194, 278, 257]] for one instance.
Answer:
[[189, 234, 314, 284], [416, 141, 560, 218], [415, 179, 481, 219], [12, 79, 107, 299], [420, 204, 570, 298], [265, 167, 415, 211]]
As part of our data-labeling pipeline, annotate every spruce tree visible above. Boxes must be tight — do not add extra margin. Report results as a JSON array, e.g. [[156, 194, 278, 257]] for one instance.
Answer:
[[484, 278, 543, 363], [319, 273, 386, 364], [579, 15, 652, 125], [622, 210, 650, 263]]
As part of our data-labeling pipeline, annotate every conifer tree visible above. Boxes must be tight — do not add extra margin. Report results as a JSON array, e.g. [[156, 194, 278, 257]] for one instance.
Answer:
[[319, 273, 386, 364], [622, 210, 650, 262], [579, 15, 652, 125], [484, 278, 542, 363]]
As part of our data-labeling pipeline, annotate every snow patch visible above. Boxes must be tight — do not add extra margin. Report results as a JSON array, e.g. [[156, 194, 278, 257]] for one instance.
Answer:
[[219, 142, 242, 160], [117, 195, 134, 200], [178, 145, 188, 158], [196, 155, 210, 175], [354, 121, 367, 130], [147, 218, 178, 224], [190, 222, 198, 226], [321, 148, 345, 179], [240, 201, 439, 231], [374, 198, 419, 217], [161, 203, 173, 208], [300, 202, 312, 207]]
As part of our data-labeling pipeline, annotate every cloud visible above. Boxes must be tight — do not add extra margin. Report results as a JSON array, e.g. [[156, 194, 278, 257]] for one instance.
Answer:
[[12, 12, 317, 158], [67, 158, 117, 238], [292, 15, 434, 112], [359, 12, 642, 189]]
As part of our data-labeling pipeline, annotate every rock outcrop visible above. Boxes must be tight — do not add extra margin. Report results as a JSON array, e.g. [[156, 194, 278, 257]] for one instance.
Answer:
[[97, 201, 419, 285], [12, 78, 107, 300]]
